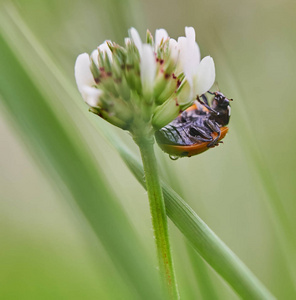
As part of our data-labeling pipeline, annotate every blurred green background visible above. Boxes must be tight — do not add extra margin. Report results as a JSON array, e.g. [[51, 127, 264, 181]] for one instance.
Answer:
[[1, 0, 296, 299]]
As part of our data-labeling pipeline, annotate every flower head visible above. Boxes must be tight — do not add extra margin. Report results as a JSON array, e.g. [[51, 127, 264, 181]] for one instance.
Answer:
[[75, 27, 215, 134]]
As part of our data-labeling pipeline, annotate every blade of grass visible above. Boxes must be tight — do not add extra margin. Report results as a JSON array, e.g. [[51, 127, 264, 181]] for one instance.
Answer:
[[160, 157, 221, 299], [205, 29, 296, 291], [158, 157, 221, 299], [185, 244, 221, 300], [102, 125, 275, 300], [0, 31, 163, 300]]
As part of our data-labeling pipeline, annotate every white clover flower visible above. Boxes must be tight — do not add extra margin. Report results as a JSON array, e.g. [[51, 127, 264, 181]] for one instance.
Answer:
[[74, 27, 216, 132], [177, 27, 215, 103]]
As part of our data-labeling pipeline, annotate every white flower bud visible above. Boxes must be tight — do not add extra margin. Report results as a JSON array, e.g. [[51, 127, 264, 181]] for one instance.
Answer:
[[141, 44, 157, 101], [155, 28, 169, 50]]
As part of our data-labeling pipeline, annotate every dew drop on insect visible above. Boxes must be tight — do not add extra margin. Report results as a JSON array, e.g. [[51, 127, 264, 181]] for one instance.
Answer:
[[169, 155, 179, 161]]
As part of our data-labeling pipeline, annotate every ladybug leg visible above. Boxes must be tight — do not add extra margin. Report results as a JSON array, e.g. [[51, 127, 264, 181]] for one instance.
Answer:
[[205, 119, 221, 147], [201, 94, 209, 106], [197, 95, 217, 115], [188, 126, 213, 142]]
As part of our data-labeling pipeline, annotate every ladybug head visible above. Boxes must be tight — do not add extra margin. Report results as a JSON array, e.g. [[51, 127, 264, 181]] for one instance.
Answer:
[[210, 91, 232, 126], [212, 92, 232, 109]]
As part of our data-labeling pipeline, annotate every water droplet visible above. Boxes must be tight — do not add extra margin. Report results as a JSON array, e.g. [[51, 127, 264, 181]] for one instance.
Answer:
[[169, 155, 179, 161]]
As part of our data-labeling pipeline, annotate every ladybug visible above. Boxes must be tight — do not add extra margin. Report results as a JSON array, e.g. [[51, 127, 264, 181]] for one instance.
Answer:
[[155, 91, 232, 158]]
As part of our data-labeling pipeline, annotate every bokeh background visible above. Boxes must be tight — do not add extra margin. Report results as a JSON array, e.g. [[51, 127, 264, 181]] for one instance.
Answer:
[[1, 0, 296, 299]]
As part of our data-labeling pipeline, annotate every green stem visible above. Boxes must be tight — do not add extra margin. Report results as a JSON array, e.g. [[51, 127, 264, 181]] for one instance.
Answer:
[[137, 137, 179, 300]]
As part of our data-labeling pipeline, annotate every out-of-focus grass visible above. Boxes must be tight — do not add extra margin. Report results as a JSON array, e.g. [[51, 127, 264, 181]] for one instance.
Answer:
[[0, 0, 296, 299], [0, 5, 163, 299]]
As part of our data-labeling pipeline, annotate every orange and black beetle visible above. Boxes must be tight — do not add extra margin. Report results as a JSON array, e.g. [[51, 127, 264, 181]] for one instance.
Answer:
[[155, 91, 232, 157]]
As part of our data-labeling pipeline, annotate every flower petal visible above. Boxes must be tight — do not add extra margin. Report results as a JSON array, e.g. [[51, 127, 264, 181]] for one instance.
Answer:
[[129, 27, 143, 52], [176, 36, 187, 75], [177, 27, 201, 88], [183, 29, 200, 83], [140, 44, 157, 97], [185, 27, 196, 43], [82, 86, 103, 107], [194, 56, 215, 95], [75, 53, 96, 96], [168, 38, 179, 64], [75, 53, 103, 106], [124, 37, 131, 46], [90, 49, 99, 66], [155, 28, 169, 49], [98, 41, 113, 61], [185, 27, 200, 71]]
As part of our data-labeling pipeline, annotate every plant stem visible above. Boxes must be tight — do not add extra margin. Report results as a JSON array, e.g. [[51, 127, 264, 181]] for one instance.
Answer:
[[137, 137, 179, 300]]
